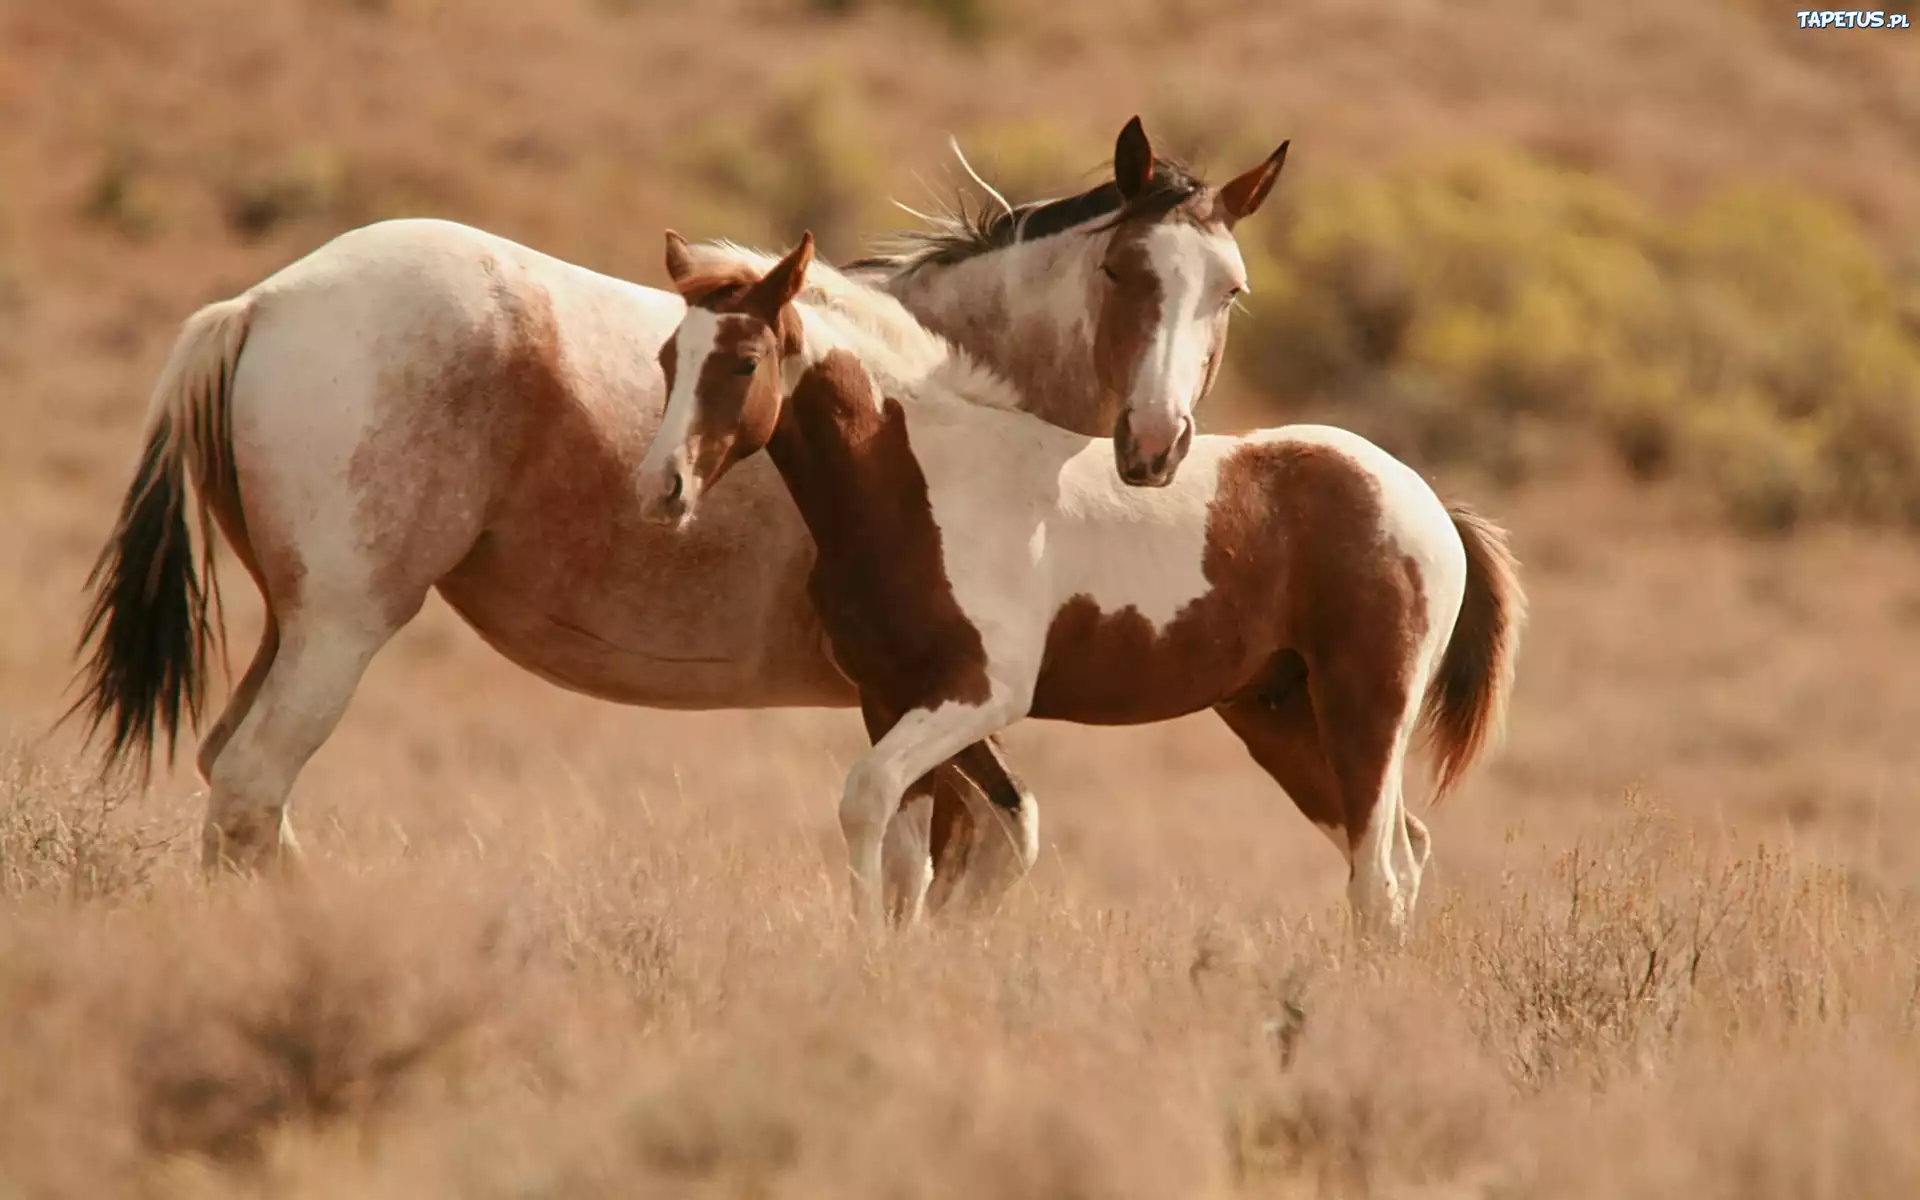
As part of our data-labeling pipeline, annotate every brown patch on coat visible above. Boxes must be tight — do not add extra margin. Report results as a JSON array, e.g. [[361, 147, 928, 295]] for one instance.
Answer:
[[763, 350, 992, 713], [1214, 672, 1344, 836], [344, 259, 570, 628], [1033, 441, 1430, 842], [1033, 442, 1425, 726]]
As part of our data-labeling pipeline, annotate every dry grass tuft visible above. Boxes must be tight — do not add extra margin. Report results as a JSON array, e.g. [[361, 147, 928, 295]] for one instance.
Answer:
[[128, 882, 509, 1167], [0, 747, 177, 902], [0, 769, 1915, 1196]]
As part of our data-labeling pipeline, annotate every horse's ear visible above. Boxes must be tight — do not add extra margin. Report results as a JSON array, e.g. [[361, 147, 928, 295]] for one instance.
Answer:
[[747, 231, 814, 317], [1218, 140, 1289, 225], [1113, 115, 1155, 201], [664, 230, 695, 288]]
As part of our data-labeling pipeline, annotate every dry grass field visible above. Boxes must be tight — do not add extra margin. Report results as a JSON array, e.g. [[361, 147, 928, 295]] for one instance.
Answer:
[[4, 0, 1920, 1195]]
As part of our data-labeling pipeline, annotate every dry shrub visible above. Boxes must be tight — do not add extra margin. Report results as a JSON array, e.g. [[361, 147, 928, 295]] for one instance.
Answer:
[[1438, 800, 1748, 1085], [214, 145, 365, 241], [1220, 966, 1512, 1198], [1430, 798, 1913, 1092], [602, 1019, 1134, 1199], [1519, 1038, 1920, 1198], [0, 748, 178, 902], [3, 876, 513, 1192], [804, 0, 1002, 45], [1, 772, 1915, 1197], [80, 138, 164, 240], [126, 877, 513, 1168], [1234, 146, 1920, 534]]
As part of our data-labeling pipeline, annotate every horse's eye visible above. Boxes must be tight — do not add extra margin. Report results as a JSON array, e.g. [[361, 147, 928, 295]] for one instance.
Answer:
[[733, 357, 760, 377], [1100, 263, 1119, 282]]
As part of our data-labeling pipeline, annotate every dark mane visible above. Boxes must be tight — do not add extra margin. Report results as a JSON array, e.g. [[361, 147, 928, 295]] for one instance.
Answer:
[[846, 158, 1206, 277]]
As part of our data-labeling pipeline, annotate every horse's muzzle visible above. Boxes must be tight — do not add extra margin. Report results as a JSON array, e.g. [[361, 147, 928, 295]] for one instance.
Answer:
[[1114, 410, 1195, 488], [638, 466, 692, 529]]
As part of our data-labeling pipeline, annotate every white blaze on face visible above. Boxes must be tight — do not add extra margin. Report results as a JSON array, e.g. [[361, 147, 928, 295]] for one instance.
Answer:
[[1126, 225, 1246, 447], [640, 307, 722, 487]]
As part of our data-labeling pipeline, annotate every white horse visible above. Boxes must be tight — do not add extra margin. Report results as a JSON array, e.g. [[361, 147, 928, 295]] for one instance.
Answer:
[[68, 117, 1291, 919], [640, 232, 1525, 941]]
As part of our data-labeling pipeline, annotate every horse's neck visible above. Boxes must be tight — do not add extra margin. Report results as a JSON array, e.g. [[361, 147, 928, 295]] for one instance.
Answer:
[[885, 237, 1115, 438], [763, 349, 930, 567]]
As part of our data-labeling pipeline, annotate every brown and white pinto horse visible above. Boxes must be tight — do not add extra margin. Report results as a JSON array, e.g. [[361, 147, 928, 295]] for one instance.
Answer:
[[66, 117, 1290, 914], [642, 233, 1526, 941]]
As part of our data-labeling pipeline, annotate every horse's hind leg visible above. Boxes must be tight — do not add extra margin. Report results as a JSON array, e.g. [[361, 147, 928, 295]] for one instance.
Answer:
[[867, 685, 1034, 926], [924, 775, 977, 915], [927, 738, 1038, 916], [198, 616, 281, 784], [1216, 670, 1432, 885], [1216, 666, 1352, 870], [1304, 656, 1427, 945], [200, 595, 419, 873], [879, 745, 1038, 924]]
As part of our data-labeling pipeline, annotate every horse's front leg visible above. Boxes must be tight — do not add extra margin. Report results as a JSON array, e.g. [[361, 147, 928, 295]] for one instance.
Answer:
[[843, 695, 1028, 929], [880, 783, 936, 926]]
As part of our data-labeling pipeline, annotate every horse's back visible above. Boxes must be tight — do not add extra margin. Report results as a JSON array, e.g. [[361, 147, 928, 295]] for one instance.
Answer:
[[1244, 424, 1469, 656], [247, 218, 679, 345], [1248, 424, 1462, 565]]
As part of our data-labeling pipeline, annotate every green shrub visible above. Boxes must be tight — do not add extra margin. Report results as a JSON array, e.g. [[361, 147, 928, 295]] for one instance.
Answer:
[[1234, 146, 1920, 534], [804, 0, 1000, 45], [215, 145, 362, 241], [81, 141, 163, 240]]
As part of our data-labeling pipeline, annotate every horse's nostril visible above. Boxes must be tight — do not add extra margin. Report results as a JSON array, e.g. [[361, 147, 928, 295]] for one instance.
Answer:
[[666, 472, 684, 504]]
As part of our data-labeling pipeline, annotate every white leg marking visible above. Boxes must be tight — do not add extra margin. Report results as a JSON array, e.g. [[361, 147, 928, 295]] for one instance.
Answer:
[[839, 697, 1024, 928], [880, 791, 934, 927], [1405, 811, 1432, 879], [1343, 700, 1431, 946]]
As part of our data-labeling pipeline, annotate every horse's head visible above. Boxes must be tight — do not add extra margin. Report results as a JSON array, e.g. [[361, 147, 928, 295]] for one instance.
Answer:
[[1093, 117, 1287, 487], [638, 231, 813, 529]]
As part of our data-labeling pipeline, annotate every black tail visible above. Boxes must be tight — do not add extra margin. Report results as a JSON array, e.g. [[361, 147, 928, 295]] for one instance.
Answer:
[[64, 294, 251, 781], [65, 413, 216, 780]]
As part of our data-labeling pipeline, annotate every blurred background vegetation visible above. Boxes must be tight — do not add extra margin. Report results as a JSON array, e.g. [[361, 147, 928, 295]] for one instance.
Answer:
[[664, 45, 1920, 537], [7, 0, 1920, 545]]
